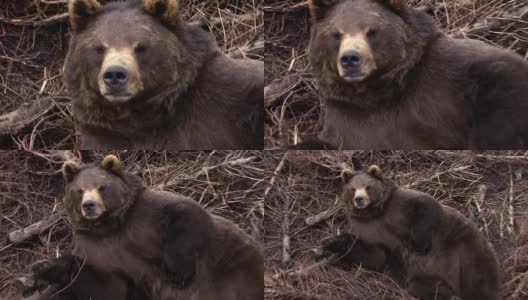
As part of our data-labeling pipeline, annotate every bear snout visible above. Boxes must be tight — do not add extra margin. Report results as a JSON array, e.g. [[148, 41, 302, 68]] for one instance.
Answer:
[[336, 33, 376, 82], [82, 199, 96, 211], [354, 196, 365, 208], [103, 66, 129, 89], [81, 189, 106, 219], [97, 48, 143, 103], [340, 50, 363, 70]]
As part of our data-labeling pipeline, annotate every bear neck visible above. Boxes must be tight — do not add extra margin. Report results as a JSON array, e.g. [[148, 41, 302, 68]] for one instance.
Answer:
[[313, 8, 441, 112], [69, 22, 218, 138], [71, 172, 146, 236]]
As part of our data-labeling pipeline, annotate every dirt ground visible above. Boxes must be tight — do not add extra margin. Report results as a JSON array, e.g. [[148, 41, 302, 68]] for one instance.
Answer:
[[264, 0, 528, 148], [264, 150, 528, 299], [0, 0, 262, 150], [0, 150, 265, 299]]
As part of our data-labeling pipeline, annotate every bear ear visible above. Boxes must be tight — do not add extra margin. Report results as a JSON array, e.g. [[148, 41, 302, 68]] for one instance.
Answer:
[[341, 169, 354, 183], [381, 0, 407, 11], [68, 0, 102, 33], [101, 155, 122, 174], [367, 165, 383, 178], [308, 0, 340, 21], [62, 160, 81, 183], [143, 0, 180, 26]]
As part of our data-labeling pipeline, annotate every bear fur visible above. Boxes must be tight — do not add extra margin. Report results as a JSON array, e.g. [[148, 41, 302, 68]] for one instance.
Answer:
[[53, 155, 263, 300], [303, 0, 528, 149], [319, 165, 500, 300], [65, 0, 263, 150]]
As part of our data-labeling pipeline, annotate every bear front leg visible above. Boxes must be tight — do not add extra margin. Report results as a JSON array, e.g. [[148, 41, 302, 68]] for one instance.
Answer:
[[31, 255, 81, 287], [320, 233, 388, 271], [162, 230, 196, 289], [408, 197, 442, 255], [162, 202, 211, 289]]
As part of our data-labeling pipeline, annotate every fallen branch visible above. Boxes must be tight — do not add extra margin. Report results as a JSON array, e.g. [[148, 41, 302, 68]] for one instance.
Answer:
[[0, 13, 68, 26], [264, 1, 308, 13], [264, 75, 301, 108], [450, 5, 528, 39], [158, 156, 257, 189], [282, 208, 291, 266], [508, 165, 515, 235], [274, 253, 339, 279], [228, 40, 264, 59], [0, 98, 55, 143], [8, 214, 61, 245], [196, 12, 262, 28], [512, 270, 528, 299], [264, 153, 288, 199], [403, 165, 472, 189], [6, 151, 79, 245], [472, 184, 490, 238], [305, 206, 341, 226]]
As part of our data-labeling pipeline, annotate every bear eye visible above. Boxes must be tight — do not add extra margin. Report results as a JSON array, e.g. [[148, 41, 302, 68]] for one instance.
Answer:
[[134, 44, 146, 54], [99, 185, 107, 192], [366, 28, 378, 39], [332, 32, 341, 42], [366, 186, 371, 191], [76, 188, 83, 194], [350, 188, 356, 193], [95, 45, 105, 55]]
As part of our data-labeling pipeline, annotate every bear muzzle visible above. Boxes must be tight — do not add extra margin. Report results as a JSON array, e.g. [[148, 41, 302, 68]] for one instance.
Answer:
[[81, 189, 107, 219], [337, 33, 376, 82], [353, 188, 370, 209], [98, 48, 144, 103]]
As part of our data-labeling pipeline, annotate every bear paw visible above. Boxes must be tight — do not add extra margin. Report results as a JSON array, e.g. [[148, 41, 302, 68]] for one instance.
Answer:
[[320, 233, 353, 255], [30, 259, 60, 277], [30, 256, 77, 285]]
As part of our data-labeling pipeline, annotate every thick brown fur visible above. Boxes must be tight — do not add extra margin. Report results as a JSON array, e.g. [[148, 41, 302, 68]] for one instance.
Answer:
[[65, 0, 263, 150], [320, 165, 500, 300], [56, 155, 264, 300], [307, 0, 528, 149]]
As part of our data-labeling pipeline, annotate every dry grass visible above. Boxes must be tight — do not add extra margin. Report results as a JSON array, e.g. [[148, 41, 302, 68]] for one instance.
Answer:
[[0, 0, 263, 150], [264, 0, 528, 148], [264, 150, 528, 299], [0, 150, 265, 299]]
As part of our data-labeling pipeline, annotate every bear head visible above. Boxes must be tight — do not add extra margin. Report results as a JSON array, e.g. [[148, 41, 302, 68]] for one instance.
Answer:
[[61, 155, 144, 232], [340, 165, 396, 215], [308, 0, 435, 85], [65, 0, 213, 105]]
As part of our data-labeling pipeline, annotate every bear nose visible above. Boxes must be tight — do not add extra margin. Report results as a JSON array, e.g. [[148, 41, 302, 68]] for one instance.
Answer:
[[340, 51, 363, 69], [82, 200, 96, 211], [103, 66, 128, 88], [354, 196, 364, 205]]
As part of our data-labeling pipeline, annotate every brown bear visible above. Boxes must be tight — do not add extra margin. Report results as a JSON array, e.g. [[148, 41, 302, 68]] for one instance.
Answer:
[[65, 0, 263, 150], [295, 0, 528, 149], [52, 155, 263, 300], [318, 165, 500, 300]]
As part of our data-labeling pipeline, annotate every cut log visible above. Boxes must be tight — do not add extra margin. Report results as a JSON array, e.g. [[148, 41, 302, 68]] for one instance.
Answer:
[[8, 214, 61, 245]]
